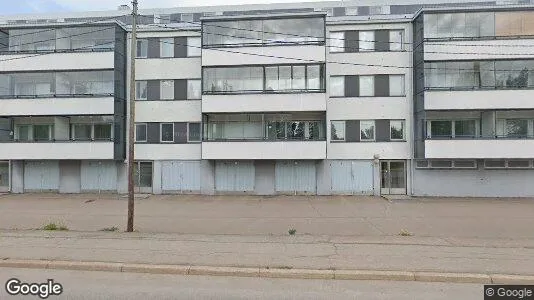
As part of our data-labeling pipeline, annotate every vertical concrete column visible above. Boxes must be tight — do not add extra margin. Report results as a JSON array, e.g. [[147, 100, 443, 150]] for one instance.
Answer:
[[200, 160, 215, 195], [373, 159, 381, 196], [481, 111, 496, 137], [54, 117, 69, 141], [152, 160, 162, 195], [316, 159, 332, 195], [10, 160, 24, 193]]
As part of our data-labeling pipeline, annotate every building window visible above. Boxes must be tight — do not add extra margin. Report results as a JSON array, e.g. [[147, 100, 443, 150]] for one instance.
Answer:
[[16, 125, 31, 141], [203, 64, 325, 94], [94, 124, 112, 140], [160, 80, 174, 100], [359, 76, 374, 97], [330, 121, 345, 141], [158, 14, 171, 24], [359, 31, 375, 51], [135, 124, 147, 142], [360, 120, 375, 141], [427, 120, 478, 139], [135, 81, 147, 100], [160, 123, 174, 142], [390, 120, 405, 140], [33, 125, 53, 141], [136, 39, 147, 58], [329, 32, 344, 52], [188, 123, 201, 142], [497, 119, 530, 138], [187, 37, 201, 57], [180, 13, 194, 22], [389, 75, 405, 96], [134, 161, 153, 188], [329, 76, 345, 97], [160, 38, 174, 57], [429, 121, 452, 138], [187, 80, 201, 100], [72, 124, 92, 140]]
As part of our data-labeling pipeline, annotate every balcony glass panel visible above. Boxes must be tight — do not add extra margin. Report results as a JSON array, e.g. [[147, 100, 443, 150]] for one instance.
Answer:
[[203, 64, 325, 94], [0, 70, 114, 98], [204, 113, 325, 141], [425, 60, 534, 90], [202, 17, 325, 47], [3, 26, 115, 53]]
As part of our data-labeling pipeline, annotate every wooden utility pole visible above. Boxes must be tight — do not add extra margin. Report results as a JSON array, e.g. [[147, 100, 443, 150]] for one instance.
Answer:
[[127, 0, 138, 232]]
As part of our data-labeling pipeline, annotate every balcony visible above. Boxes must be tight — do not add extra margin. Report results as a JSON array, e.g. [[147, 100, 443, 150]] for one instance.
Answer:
[[202, 140, 326, 160], [425, 137, 534, 159], [0, 140, 115, 160], [0, 95, 115, 116], [202, 93, 326, 112], [0, 52, 115, 72], [425, 89, 534, 110]]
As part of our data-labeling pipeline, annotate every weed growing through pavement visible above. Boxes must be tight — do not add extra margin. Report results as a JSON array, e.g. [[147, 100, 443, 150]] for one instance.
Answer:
[[42, 222, 68, 231], [288, 228, 297, 235], [398, 229, 413, 236], [100, 226, 119, 232]]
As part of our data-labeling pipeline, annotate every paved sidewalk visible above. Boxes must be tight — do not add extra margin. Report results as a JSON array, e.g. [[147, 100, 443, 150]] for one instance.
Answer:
[[0, 194, 533, 239], [1, 230, 533, 276]]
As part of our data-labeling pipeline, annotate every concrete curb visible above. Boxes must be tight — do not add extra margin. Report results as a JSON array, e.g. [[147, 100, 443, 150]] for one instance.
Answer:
[[1, 259, 534, 284]]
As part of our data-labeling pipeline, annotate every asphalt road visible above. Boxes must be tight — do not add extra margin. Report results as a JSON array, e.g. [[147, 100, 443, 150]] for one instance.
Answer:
[[0, 267, 482, 300]]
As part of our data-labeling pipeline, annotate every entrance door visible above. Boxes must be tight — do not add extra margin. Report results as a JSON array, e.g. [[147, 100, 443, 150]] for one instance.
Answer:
[[380, 160, 406, 195], [0, 161, 9, 192], [134, 161, 153, 193]]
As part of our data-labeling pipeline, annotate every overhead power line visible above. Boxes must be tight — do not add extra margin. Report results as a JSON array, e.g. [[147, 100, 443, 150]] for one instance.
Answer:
[[144, 23, 534, 72], [151, 14, 534, 48]]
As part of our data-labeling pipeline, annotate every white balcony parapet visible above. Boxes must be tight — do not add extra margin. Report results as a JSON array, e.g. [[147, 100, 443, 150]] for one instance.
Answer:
[[0, 142, 115, 160], [425, 139, 534, 159], [202, 141, 326, 160]]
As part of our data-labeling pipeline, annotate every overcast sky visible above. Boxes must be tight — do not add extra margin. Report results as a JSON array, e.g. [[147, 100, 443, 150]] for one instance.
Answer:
[[2, 0, 328, 15]]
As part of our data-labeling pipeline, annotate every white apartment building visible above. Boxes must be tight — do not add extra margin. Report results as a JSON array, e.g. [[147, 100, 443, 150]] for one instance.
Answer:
[[1, 0, 533, 197]]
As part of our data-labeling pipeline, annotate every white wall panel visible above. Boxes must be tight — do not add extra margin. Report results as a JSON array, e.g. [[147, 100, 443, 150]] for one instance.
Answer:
[[0, 97, 114, 116], [0, 52, 114, 71], [0, 143, 114, 160], [215, 161, 254, 192], [24, 161, 59, 191], [80, 161, 118, 191], [275, 160, 316, 194], [136, 58, 201, 80], [202, 93, 326, 113], [161, 160, 201, 192], [135, 101, 201, 122], [330, 160, 374, 195], [202, 141, 326, 160], [202, 45, 325, 66], [135, 144, 201, 160], [328, 142, 411, 160], [425, 140, 534, 159], [425, 90, 534, 110], [327, 98, 409, 120]]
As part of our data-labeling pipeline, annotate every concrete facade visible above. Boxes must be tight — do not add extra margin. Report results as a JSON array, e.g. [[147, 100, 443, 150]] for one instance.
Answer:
[[1, 1, 533, 197]]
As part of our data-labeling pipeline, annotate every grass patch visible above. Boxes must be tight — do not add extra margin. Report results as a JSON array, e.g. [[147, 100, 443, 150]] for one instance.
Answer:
[[42, 222, 68, 231], [100, 226, 119, 232], [398, 229, 413, 236], [288, 228, 297, 236]]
